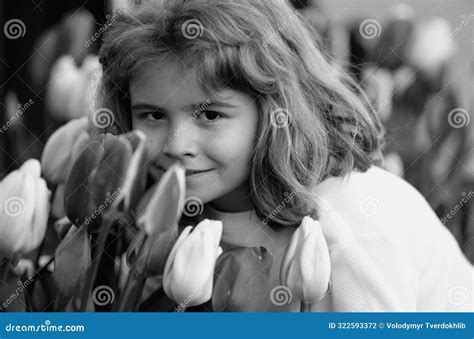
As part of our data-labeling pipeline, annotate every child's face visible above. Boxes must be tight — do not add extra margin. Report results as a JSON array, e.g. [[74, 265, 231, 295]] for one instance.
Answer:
[[129, 61, 258, 212]]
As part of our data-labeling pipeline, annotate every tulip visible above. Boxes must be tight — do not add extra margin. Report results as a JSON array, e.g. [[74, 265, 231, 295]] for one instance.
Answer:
[[45, 55, 81, 120], [0, 159, 51, 257], [163, 219, 223, 309], [51, 183, 66, 218], [64, 130, 147, 232], [407, 17, 456, 78], [53, 225, 91, 293], [45, 55, 101, 121], [128, 163, 185, 276], [41, 117, 89, 185], [69, 55, 101, 120], [280, 216, 331, 304], [53, 225, 91, 311], [212, 247, 273, 312]]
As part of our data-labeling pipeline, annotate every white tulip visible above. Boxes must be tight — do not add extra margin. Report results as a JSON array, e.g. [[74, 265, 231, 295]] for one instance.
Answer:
[[163, 219, 223, 308], [0, 159, 51, 257], [280, 216, 331, 303]]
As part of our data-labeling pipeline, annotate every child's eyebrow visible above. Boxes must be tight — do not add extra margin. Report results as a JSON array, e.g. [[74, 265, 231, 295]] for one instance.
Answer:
[[130, 103, 163, 111], [184, 100, 237, 110], [130, 100, 237, 111]]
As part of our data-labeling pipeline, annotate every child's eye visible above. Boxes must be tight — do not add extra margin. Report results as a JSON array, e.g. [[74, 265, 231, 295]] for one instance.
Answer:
[[198, 110, 222, 123], [139, 111, 166, 123]]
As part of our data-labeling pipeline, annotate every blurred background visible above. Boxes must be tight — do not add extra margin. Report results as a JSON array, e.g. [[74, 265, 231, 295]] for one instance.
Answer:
[[0, 0, 473, 262]]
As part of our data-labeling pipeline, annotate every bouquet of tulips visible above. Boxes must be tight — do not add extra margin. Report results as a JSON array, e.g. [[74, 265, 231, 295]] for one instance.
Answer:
[[0, 117, 331, 312]]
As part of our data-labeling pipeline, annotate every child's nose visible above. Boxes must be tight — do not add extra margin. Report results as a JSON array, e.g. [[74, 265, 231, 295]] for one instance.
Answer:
[[162, 129, 199, 160]]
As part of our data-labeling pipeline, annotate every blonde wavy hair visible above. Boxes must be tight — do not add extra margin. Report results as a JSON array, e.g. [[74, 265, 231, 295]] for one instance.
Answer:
[[97, 0, 384, 228]]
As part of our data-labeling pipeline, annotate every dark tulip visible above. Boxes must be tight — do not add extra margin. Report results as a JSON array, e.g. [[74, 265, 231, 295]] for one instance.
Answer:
[[212, 247, 273, 312], [64, 131, 147, 232]]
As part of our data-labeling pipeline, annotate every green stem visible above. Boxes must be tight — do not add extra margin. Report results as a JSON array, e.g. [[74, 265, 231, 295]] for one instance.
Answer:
[[300, 301, 311, 312], [0, 258, 10, 282], [29, 255, 54, 282], [79, 213, 114, 312], [118, 234, 148, 312], [118, 270, 147, 312]]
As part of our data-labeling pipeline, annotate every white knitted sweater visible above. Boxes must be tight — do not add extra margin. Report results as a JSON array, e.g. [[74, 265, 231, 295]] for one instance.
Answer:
[[204, 166, 473, 312]]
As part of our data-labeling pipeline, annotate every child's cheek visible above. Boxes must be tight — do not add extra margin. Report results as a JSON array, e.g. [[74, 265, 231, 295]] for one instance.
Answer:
[[205, 124, 255, 171]]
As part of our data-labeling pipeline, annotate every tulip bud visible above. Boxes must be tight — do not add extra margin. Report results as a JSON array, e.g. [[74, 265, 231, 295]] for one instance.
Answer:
[[53, 225, 91, 290], [280, 216, 331, 303], [0, 159, 51, 257], [41, 117, 89, 185], [45, 55, 81, 120], [407, 17, 456, 78], [64, 130, 147, 232], [70, 55, 101, 120], [163, 220, 223, 308], [51, 183, 66, 219], [212, 247, 273, 312], [112, 130, 148, 212], [128, 163, 185, 276], [53, 225, 91, 310]]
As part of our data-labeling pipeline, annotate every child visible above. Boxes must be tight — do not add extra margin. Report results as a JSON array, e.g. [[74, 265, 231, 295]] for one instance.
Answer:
[[97, 0, 472, 311]]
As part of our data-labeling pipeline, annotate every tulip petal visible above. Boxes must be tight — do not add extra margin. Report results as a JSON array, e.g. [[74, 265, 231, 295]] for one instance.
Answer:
[[52, 184, 66, 219], [280, 224, 302, 286], [143, 227, 178, 276], [163, 226, 193, 278], [26, 178, 50, 253], [20, 159, 41, 178], [191, 219, 223, 250], [140, 164, 185, 236], [91, 134, 132, 208], [162, 221, 222, 307], [281, 216, 331, 303], [70, 131, 90, 167], [53, 226, 91, 298], [213, 247, 273, 312], [163, 226, 193, 300], [0, 171, 37, 254], [113, 130, 148, 212], [41, 117, 88, 184], [64, 137, 104, 230]]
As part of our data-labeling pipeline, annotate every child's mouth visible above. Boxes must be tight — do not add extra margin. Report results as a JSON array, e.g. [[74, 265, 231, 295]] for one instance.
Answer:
[[184, 169, 214, 177], [149, 163, 213, 180]]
